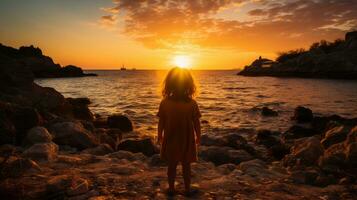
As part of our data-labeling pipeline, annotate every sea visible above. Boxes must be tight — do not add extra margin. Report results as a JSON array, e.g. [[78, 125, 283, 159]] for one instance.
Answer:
[[35, 70, 357, 136]]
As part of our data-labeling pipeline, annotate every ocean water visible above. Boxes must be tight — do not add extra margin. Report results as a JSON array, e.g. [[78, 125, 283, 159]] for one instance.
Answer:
[[35, 70, 357, 136]]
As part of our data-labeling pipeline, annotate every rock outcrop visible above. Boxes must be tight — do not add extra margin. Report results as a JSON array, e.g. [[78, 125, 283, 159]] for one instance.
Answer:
[[238, 31, 357, 79], [0, 44, 96, 78]]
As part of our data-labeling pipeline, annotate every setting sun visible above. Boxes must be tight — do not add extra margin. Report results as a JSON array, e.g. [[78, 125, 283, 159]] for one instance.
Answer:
[[173, 55, 191, 68]]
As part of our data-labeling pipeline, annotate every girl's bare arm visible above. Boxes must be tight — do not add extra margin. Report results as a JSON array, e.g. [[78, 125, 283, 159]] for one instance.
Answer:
[[193, 118, 201, 145], [157, 117, 164, 144]]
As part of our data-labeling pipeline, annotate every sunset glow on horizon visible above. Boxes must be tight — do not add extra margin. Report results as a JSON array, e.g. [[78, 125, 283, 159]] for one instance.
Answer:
[[1, 0, 356, 70], [173, 55, 192, 69]]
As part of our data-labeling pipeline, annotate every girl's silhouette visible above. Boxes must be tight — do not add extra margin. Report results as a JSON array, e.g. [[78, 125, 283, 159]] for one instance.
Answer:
[[157, 67, 201, 196]]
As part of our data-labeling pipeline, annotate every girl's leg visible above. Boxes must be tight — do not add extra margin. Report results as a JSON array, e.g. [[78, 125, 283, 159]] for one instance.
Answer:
[[167, 161, 178, 192], [182, 161, 191, 193]]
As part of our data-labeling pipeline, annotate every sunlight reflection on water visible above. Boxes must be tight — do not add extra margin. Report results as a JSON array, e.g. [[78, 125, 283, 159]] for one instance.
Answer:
[[36, 70, 357, 136]]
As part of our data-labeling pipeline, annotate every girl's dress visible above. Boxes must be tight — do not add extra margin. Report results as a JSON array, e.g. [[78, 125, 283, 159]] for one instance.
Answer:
[[157, 98, 201, 163]]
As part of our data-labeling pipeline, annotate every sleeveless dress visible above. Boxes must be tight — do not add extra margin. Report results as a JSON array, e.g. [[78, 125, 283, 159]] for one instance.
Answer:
[[157, 98, 201, 163]]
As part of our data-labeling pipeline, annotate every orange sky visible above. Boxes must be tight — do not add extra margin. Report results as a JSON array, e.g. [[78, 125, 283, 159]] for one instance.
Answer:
[[1, 0, 356, 69]]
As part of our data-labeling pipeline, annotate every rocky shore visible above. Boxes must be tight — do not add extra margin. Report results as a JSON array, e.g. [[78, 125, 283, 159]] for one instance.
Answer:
[[238, 31, 357, 79], [0, 43, 96, 78], [1, 52, 357, 199]]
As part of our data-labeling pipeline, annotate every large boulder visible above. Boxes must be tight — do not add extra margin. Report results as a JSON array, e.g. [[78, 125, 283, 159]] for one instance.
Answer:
[[201, 133, 248, 149], [66, 97, 94, 121], [24, 126, 52, 146], [81, 144, 114, 156], [12, 107, 43, 144], [321, 125, 351, 148], [199, 146, 253, 165], [0, 156, 41, 178], [283, 125, 316, 140], [261, 107, 278, 117], [23, 142, 59, 162], [283, 136, 324, 167], [107, 114, 133, 132], [117, 138, 158, 156], [292, 106, 313, 123], [200, 133, 258, 157], [49, 122, 98, 150]]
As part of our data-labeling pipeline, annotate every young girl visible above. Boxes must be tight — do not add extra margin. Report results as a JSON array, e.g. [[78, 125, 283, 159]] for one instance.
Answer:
[[157, 67, 201, 196]]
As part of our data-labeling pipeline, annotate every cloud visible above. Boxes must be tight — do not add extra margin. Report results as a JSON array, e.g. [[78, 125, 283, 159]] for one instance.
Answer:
[[100, 0, 357, 52], [100, 15, 118, 27]]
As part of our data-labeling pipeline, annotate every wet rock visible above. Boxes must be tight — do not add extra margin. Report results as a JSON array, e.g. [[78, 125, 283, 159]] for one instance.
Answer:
[[200, 134, 226, 146], [24, 126, 52, 146], [270, 144, 290, 160], [283, 136, 323, 167], [13, 107, 43, 144], [149, 154, 166, 166], [23, 142, 58, 162], [201, 133, 259, 158], [95, 129, 119, 150], [81, 144, 113, 156], [321, 125, 351, 148], [319, 143, 346, 170], [239, 159, 270, 177], [117, 138, 158, 156], [107, 114, 133, 132], [292, 106, 313, 123], [216, 163, 237, 175], [289, 169, 319, 185], [67, 97, 94, 121], [47, 175, 72, 193], [314, 174, 337, 187], [345, 142, 357, 167], [49, 121, 98, 150], [345, 126, 357, 145], [0, 157, 41, 178], [79, 120, 95, 132], [256, 130, 281, 147], [283, 125, 316, 140], [223, 133, 249, 149], [93, 118, 107, 128], [108, 150, 146, 162], [199, 146, 253, 165], [57, 155, 83, 165], [261, 107, 278, 117], [67, 97, 91, 106], [67, 178, 89, 196], [311, 115, 345, 133]]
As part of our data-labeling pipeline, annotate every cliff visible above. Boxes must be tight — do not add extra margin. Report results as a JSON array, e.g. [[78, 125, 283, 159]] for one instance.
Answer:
[[0, 44, 96, 78], [238, 31, 357, 79]]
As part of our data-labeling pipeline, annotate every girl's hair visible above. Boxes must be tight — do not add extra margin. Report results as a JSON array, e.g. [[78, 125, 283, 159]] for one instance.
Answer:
[[162, 67, 197, 101]]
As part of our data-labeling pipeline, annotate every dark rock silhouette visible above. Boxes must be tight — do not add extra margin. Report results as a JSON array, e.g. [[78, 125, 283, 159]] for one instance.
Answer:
[[238, 31, 357, 79], [0, 43, 97, 78], [117, 138, 158, 156], [292, 106, 313, 123], [107, 114, 133, 132]]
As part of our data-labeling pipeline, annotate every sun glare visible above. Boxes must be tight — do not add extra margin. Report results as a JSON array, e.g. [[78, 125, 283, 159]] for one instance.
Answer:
[[173, 55, 191, 68]]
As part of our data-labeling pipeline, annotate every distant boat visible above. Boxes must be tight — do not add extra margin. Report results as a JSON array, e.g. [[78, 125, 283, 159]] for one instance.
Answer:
[[120, 64, 127, 70]]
